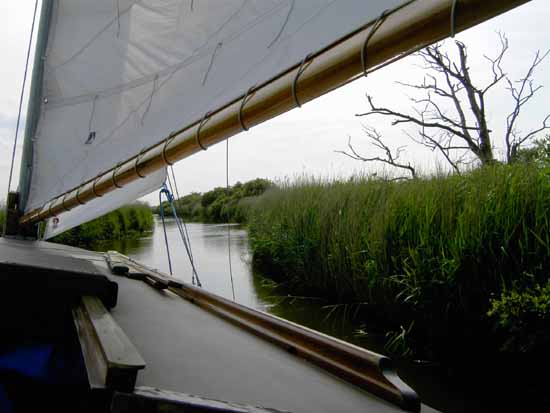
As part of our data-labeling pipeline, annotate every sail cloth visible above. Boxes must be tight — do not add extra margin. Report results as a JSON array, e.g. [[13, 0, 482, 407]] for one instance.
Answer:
[[23, 0, 407, 220], [43, 168, 165, 239]]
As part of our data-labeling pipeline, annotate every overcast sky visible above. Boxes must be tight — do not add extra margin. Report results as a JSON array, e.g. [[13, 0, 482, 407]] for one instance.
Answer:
[[1, 0, 549, 207]]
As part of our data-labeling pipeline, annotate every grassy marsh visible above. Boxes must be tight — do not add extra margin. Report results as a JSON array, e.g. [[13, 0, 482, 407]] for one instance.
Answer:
[[248, 164, 550, 359]]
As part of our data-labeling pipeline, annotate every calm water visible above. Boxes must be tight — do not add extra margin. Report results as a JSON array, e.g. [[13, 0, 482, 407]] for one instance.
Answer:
[[91, 218, 496, 413], [92, 218, 380, 345]]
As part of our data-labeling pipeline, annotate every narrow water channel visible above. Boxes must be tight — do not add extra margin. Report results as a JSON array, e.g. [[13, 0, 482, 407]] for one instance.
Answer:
[[90, 218, 492, 413]]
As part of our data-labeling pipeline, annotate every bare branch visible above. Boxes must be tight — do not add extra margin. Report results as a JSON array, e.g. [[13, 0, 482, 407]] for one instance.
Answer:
[[335, 129, 416, 179], [356, 95, 467, 139], [481, 32, 508, 94], [505, 47, 550, 162]]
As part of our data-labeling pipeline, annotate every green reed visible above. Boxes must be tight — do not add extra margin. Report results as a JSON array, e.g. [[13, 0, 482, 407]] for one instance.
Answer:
[[248, 164, 550, 358]]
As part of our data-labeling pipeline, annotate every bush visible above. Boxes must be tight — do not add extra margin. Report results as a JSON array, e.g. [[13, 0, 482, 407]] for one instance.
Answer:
[[52, 202, 153, 246], [488, 278, 550, 353]]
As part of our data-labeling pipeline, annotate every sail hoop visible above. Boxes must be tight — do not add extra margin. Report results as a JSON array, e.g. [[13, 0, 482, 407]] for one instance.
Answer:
[[19, 0, 530, 226], [450, 0, 459, 37], [162, 133, 178, 167], [134, 148, 148, 179], [61, 192, 71, 212], [361, 10, 390, 77], [48, 198, 56, 219], [196, 113, 211, 151], [112, 163, 124, 189], [75, 184, 86, 205], [92, 175, 104, 198], [238, 86, 257, 132], [292, 54, 313, 108]]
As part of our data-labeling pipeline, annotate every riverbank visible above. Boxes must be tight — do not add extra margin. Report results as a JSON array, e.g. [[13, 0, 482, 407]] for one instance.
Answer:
[[248, 164, 550, 364], [52, 203, 154, 246]]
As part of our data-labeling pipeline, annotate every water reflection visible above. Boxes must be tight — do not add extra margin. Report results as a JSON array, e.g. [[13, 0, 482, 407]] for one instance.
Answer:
[[92, 217, 385, 347], [93, 218, 266, 308]]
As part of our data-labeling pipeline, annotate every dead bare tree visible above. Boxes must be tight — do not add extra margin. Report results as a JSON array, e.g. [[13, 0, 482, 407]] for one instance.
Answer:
[[339, 33, 549, 173], [335, 126, 416, 180]]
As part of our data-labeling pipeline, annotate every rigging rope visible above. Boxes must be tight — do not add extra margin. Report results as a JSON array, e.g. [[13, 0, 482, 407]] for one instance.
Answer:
[[158, 178, 202, 287], [226, 136, 236, 301], [168, 166, 197, 281], [4, 0, 39, 233], [158, 187, 174, 276]]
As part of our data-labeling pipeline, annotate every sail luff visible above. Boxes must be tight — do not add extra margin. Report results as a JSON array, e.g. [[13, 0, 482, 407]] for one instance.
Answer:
[[20, 0, 529, 226], [17, 0, 54, 213]]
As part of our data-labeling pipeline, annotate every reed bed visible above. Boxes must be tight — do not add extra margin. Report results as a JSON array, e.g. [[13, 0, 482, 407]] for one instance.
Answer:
[[248, 164, 550, 358], [52, 203, 153, 246]]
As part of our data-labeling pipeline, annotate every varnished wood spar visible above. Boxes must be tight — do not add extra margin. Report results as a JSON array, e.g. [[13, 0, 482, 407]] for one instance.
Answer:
[[72, 295, 146, 392], [109, 253, 420, 412], [20, 0, 530, 225]]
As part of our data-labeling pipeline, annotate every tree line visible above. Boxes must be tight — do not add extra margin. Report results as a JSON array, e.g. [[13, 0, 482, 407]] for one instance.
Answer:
[[154, 178, 272, 223]]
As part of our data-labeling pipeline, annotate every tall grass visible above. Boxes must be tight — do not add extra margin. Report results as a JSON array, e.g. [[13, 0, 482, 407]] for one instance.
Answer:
[[52, 203, 154, 246], [248, 164, 550, 358]]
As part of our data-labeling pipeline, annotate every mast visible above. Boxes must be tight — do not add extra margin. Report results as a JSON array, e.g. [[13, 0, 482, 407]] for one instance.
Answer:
[[19, 0, 529, 226]]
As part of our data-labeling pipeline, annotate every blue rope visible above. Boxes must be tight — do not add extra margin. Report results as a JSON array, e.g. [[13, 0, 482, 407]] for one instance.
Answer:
[[158, 183, 202, 287], [158, 187, 173, 275]]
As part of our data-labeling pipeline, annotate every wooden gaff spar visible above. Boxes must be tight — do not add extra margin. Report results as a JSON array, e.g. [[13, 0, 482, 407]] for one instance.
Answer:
[[19, 0, 529, 226]]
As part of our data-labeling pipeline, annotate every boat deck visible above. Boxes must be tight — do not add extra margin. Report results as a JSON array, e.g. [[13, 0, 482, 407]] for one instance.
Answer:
[[0, 237, 439, 412]]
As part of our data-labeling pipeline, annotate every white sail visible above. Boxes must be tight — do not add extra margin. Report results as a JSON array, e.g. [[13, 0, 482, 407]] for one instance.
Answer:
[[23, 0, 406, 220]]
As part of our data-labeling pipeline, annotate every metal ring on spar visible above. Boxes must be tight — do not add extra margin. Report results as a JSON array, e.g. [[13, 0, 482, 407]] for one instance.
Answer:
[[134, 148, 148, 178], [61, 192, 71, 212], [92, 174, 104, 198], [112, 163, 124, 189], [48, 198, 56, 219], [361, 9, 389, 77], [75, 183, 86, 205], [162, 132, 178, 167], [450, 0, 458, 38], [196, 112, 211, 151], [292, 54, 313, 108], [238, 85, 257, 132]]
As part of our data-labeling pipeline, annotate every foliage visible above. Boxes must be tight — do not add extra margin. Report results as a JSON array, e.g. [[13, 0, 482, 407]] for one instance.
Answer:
[[513, 135, 550, 167], [52, 202, 153, 246], [248, 164, 550, 358], [488, 278, 550, 353], [155, 178, 272, 223]]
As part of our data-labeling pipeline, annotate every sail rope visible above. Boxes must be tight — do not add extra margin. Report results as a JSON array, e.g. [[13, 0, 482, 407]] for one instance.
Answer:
[[4, 0, 39, 225], [226, 137, 236, 301], [202, 41, 223, 85], [158, 186, 174, 275], [159, 174, 202, 287], [167, 165, 197, 275], [267, 0, 294, 48]]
